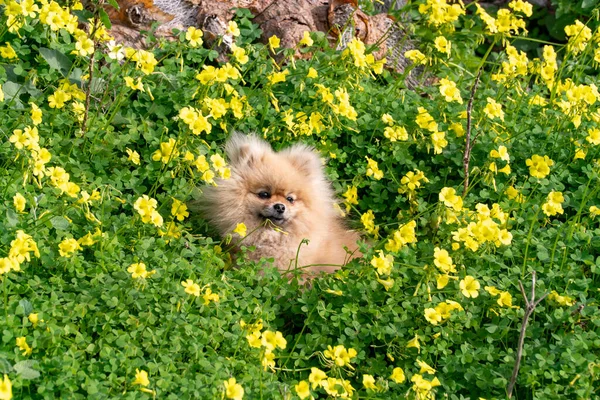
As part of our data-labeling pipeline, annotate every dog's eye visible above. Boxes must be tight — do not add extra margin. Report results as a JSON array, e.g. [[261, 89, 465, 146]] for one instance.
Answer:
[[258, 191, 271, 199], [286, 196, 295, 203]]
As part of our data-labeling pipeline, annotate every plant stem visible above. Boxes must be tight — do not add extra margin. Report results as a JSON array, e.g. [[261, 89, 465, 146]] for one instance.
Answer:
[[507, 271, 548, 398], [463, 68, 482, 197], [462, 40, 495, 196]]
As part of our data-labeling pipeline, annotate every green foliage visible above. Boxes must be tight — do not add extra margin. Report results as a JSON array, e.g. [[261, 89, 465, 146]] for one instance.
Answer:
[[0, 0, 599, 399]]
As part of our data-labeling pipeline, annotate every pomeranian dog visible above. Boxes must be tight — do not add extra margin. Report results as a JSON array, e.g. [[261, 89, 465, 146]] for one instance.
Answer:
[[200, 133, 361, 276]]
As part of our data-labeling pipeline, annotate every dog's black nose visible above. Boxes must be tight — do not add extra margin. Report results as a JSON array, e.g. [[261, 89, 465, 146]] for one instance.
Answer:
[[273, 203, 285, 214]]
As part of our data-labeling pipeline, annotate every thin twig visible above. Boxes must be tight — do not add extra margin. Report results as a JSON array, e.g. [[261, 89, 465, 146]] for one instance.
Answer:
[[462, 68, 483, 197], [507, 271, 548, 398]]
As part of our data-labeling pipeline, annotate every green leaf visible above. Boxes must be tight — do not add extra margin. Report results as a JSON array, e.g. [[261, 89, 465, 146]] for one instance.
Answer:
[[98, 8, 112, 30], [18, 299, 33, 316], [39, 47, 72, 77], [107, 0, 119, 10], [50, 216, 70, 231], [0, 358, 11, 374], [5, 208, 19, 228], [485, 325, 498, 333], [2, 81, 24, 107], [582, 0, 596, 9], [13, 360, 41, 380]]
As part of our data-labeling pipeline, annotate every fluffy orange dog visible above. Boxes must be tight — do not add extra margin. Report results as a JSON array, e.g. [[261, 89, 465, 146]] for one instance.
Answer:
[[201, 133, 361, 275]]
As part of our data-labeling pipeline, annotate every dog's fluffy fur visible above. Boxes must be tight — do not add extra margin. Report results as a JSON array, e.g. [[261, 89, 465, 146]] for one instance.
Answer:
[[200, 133, 360, 275]]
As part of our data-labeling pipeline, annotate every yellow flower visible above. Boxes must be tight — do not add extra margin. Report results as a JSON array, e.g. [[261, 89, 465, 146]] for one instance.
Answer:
[[171, 198, 189, 221], [497, 291, 514, 307], [417, 359, 436, 375], [133, 369, 150, 386], [418, 0, 465, 27], [295, 380, 311, 399], [439, 78, 462, 103], [365, 157, 384, 180], [406, 334, 420, 352], [433, 247, 456, 274], [346, 37, 367, 67], [246, 330, 262, 348], [268, 35, 280, 51], [299, 31, 313, 47], [390, 367, 406, 383], [590, 205, 600, 217], [28, 313, 39, 326], [363, 374, 376, 390], [431, 130, 448, 154], [58, 238, 82, 258], [48, 89, 71, 108], [202, 170, 216, 184], [152, 138, 179, 164], [405, 49, 428, 65], [261, 349, 276, 371], [16, 336, 32, 356], [74, 35, 94, 57], [525, 154, 554, 179], [424, 307, 442, 325], [185, 26, 203, 47], [547, 290, 575, 307], [361, 209, 379, 237], [484, 98, 504, 121], [125, 148, 140, 165], [307, 67, 318, 78], [371, 251, 394, 276], [542, 191, 564, 217], [233, 223, 247, 238], [505, 185, 524, 203], [384, 126, 408, 142], [309, 367, 327, 389], [9, 230, 40, 264], [268, 69, 289, 84], [13, 193, 26, 213], [436, 273, 450, 289], [135, 50, 157, 75], [586, 128, 600, 145], [261, 330, 287, 351], [485, 285, 501, 296], [78, 231, 97, 247], [564, 20, 592, 55], [490, 145, 510, 162], [509, 0, 533, 17], [128, 262, 154, 279], [0, 258, 18, 275], [230, 44, 248, 64], [203, 287, 219, 305], [226, 21, 240, 37], [415, 107, 438, 132], [460, 275, 480, 298], [0, 374, 11, 400], [134, 195, 163, 227], [181, 279, 201, 297], [411, 374, 441, 398], [0, 42, 17, 59], [376, 276, 394, 291], [224, 377, 244, 400], [434, 36, 451, 57], [381, 113, 394, 125], [124, 76, 144, 91], [323, 344, 357, 367]]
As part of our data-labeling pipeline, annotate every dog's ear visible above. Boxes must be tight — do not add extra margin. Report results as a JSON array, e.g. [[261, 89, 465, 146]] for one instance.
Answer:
[[282, 144, 325, 178], [225, 132, 272, 167]]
